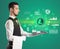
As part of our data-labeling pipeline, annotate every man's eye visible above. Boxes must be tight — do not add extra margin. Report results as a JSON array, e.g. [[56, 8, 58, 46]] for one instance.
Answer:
[[16, 8, 17, 9]]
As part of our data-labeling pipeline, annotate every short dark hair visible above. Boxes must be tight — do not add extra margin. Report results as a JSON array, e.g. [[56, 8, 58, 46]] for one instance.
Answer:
[[8, 2, 19, 10]]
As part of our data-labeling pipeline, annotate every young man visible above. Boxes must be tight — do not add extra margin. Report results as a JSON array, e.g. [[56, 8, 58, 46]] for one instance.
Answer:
[[5, 2, 33, 49], [5, 2, 46, 49]]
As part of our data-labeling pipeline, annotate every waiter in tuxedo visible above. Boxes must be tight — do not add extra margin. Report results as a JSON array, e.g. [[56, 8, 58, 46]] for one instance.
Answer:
[[5, 2, 46, 49], [5, 2, 33, 49]]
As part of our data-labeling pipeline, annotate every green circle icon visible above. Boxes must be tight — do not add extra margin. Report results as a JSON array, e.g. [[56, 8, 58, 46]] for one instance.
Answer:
[[37, 18, 44, 25]]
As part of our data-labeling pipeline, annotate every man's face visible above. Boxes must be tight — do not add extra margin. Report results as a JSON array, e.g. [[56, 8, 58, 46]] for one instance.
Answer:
[[13, 5, 20, 16]]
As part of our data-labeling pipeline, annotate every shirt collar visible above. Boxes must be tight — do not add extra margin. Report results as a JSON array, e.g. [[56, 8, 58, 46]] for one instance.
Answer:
[[9, 15, 16, 19]]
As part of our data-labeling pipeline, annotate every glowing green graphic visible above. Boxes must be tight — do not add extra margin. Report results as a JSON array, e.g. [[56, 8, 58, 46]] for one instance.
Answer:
[[19, 9, 59, 33]]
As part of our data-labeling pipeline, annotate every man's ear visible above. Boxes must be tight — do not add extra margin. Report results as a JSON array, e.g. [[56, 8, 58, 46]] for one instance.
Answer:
[[10, 8, 13, 12]]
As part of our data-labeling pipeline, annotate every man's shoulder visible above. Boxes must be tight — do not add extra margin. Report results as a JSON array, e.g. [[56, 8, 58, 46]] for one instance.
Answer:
[[5, 19, 13, 25], [6, 19, 13, 23]]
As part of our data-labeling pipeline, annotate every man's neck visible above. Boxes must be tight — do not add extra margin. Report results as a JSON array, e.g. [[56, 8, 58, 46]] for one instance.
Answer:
[[10, 12, 16, 17], [9, 15, 16, 19], [10, 13, 16, 19]]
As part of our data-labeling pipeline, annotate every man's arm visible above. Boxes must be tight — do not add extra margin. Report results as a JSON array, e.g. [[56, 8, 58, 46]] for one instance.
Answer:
[[20, 26, 47, 37], [5, 20, 14, 41], [20, 26, 32, 37]]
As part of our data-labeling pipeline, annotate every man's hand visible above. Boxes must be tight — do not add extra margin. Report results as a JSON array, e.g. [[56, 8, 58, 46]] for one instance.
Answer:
[[37, 31, 47, 34], [22, 31, 47, 37], [31, 31, 47, 37]]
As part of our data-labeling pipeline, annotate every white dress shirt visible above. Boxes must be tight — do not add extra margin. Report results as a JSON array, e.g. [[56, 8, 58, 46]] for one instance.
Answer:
[[5, 16, 32, 41]]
